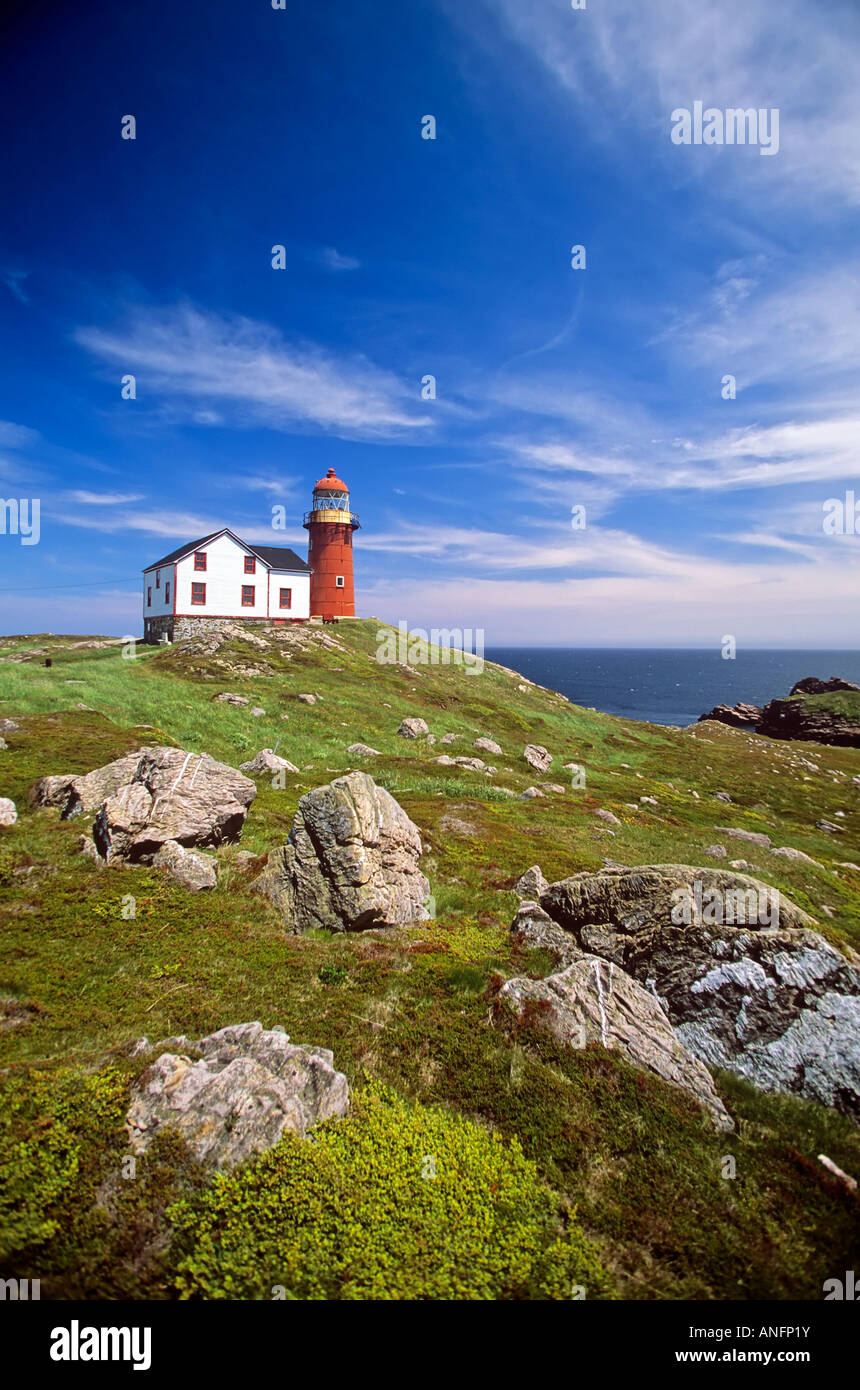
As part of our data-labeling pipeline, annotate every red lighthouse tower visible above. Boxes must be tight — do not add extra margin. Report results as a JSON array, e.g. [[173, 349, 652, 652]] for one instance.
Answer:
[[303, 469, 360, 618]]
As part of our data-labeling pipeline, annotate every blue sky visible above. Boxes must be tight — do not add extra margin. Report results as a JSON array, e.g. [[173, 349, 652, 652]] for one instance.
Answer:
[[1, 0, 859, 645]]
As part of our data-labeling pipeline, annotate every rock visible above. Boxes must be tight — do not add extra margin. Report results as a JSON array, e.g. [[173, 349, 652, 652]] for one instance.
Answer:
[[240, 749, 300, 775], [126, 1022, 349, 1169], [473, 737, 502, 756], [496, 959, 732, 1130], [714, 792, 732, 803], [790, 676, 860, 696], [698, 702, 762, 730], [715, 825, 772, 847], [817, 820, 843, 834], [0, 718, 19, 733], [298, 693, 317, 705], [152, 839, 218, 891], [729, 859, 752, 871], [521, 787, 546, 800], [758, 694, 860, 748], [439, 813, 477, 838], [33, 750, 143, 817], [594, 809, 621, 826], [836, 862, 860, 872], [77, 833, 104, 867], [509, 900, 581, 968], [397, 717, 429, 738], [523, 744, 552, 773], [440, 733, 458, 745], [539, 865, 860, 1119], [640, 795, 658, 806], [213, 692, 250, 705], [347, 743, 380, 757], [434, 755, 456, 766], [0, 737, 7, 750], [544, 784, 566, 795], [453, 756, 485, 771], [513, 865, 549, 899], [250, 707, 266, 718], [90, 747, 256, 863], [0, 798, 17, 826], [705, 845, 727, 858], [770, 846, 823, 867], [256, 771, 430, 933]]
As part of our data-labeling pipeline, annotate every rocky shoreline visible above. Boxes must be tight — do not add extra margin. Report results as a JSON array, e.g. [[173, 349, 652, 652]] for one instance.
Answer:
[[699, 675, 860, 748]]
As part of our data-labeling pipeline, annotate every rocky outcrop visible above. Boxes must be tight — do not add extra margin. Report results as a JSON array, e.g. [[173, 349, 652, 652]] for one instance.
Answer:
[[256, 770, 431, 933], [126, 1022, 349, 1168], [698, 703, 762, 729], [496, 958, 733, 1130], [87, 748, 256, 863], [698, 678, 860, 747], [790, 676, 860, 696], [509, 900, 581, 968], [537, 865, 860, 1120], [757, 696, 860, 748], [152, 839, 218, 891]]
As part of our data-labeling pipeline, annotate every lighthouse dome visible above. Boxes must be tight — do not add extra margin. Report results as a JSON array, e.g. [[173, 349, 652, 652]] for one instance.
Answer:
[[313, 468, 349, 493]]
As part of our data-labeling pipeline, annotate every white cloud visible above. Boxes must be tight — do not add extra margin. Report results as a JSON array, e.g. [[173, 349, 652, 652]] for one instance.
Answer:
[[318, 247, 361, 271], [69, 490, 144, 505], [75, 303, 432, 439]]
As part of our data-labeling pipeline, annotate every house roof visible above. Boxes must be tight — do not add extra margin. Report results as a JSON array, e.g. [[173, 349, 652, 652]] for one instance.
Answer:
[[143, 528, 311, 574]]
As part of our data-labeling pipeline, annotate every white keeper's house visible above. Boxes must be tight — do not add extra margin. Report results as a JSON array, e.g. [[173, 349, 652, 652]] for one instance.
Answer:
[[142, 528, 312, 644]]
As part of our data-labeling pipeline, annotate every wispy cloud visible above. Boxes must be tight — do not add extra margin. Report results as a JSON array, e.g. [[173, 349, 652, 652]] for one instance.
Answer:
[[74, 303, 432, 439], [2, 269, 30, 305], [69, 489, 144, 505], [317, 246, 361, 271]]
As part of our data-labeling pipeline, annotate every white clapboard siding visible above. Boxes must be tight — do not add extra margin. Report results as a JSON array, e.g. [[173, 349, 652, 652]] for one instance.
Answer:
[[143, 564, 173, 616], [176, 534, 269, 617], [267, 571, 310, 619]]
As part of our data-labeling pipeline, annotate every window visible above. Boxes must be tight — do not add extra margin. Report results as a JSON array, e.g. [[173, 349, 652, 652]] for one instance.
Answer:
[[279, 587, 292, 609], [191, 582, 206, 604], [335, 576, 345, 588], [194, 552, 207, 571], [241, 585, 255, 607], [155, 571, 160, 588], [244, 555, 256, 574], [147, 586, 152, 607], [165, 582, 170, 604], [345, 532, 351, 547]]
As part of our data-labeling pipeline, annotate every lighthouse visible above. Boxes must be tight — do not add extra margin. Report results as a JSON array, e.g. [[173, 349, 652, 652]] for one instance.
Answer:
[[303, 468, 360, 618]]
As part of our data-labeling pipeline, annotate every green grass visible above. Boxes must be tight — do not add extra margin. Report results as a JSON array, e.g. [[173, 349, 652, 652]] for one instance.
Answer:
[[0, 621, 858, 1299]]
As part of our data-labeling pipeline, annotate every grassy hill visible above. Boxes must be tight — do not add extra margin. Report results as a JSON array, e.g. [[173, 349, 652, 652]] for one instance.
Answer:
[[1, 621, 858, 1299]]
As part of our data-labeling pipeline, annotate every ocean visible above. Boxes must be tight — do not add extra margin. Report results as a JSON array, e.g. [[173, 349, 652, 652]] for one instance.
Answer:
[[483, 649, 860, 728]]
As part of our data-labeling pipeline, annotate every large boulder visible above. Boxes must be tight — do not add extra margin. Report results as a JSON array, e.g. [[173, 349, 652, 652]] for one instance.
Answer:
[[256, 770, 431, 933], [126, 1022, 349, 1169], [32, 750, 143, 817], [87, 747, 255, 863], [496, 958, 732, 1130], [539, 865, 860, 1120]]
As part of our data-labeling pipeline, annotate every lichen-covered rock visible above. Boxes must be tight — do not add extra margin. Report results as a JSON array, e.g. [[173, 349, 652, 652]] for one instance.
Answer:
[[0, 798, 17, 827], [90, 747, 256, 863], [240, 749, 300, 775], [126, 1022, 349, 1168], [513, 865, 549, 900], [398, 717, 429, 738], [539, 864, 860, 1120], [347, 743, 380, 757], [496, 959, 733, 1130], [152, 839, 218, 891], [32, 750, 143, 817], [256, 770, 430, 932], [474, 737, 502, 755], [523, 744, 552, 772], [509, 900, 581, 968]]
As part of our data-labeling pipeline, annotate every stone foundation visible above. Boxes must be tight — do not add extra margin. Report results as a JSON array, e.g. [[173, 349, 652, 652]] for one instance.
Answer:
[[143, 615, 309, 645]]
